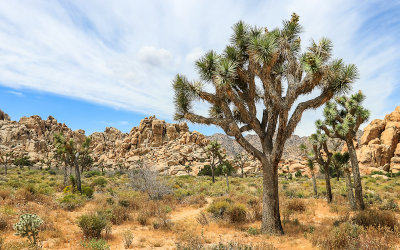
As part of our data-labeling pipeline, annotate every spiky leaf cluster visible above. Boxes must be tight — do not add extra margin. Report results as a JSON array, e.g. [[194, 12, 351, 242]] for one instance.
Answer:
[[13, 214, 43, 244], [316, 91, 370, 140]]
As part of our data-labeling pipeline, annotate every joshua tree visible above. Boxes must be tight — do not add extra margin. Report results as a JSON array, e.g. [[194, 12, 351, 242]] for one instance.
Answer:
[[172, 14, 358, 234], [333, 152, 356, 210], [204, 140, 225, 183], [78, 137, 93, 174], [234, 152, 248, 178], [299, 144, 317, 196], [54, 133, 70, 186], [309, 130, 334, 203], [317, 91, 369, 210], [0, 151, 13, 175]]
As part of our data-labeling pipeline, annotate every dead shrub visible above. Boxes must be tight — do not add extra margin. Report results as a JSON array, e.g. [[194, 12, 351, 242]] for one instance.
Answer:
[[176, 229, 204, 249], [182, 195, 207, 208], [136, 212, 149, 226], [130, 169, 171, 200], [0, 214, 10, 231], [247, 197, 262, 221], [0, 188, 12, 200], [286, 199, 306, 213], [196, 211, 209, 226], [352, 209, 397, 230]]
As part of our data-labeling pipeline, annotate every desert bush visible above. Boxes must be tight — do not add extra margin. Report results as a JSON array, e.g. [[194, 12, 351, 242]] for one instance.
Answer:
[[295, 170, 302, 178], [77, 213, 108, 238], [130, 169, 171, 200], [92, 177, 107, 188], [152, 206, 173, 230], [0, 214, 10, 231], [196, 211, 209, 226], [108, 206, 130, 225], [136, 212, 149, 225], [247, 198, 262, 221], [226, 203, 247, 224], [247, 227, 259, 235], [363, 192, 382, 205], [58, 193, 85, 210], [13, 214, 43, 245], [207, 199, 231, 219], [122, 229, 134, 249], [0, 188, 12, 200], [311, 222, 361, 249], [80, 238, 110, 250], [352, 209, 397, 230], [118, 191, 144, 210], [286, 199, 306, 212], [176, 229, 204, 249], [84, 170, 104, 178], [380, 199, 399, 211], [211, 241, 277, 250], [182, 194, 207, 207], [82, 185, 94, 198]]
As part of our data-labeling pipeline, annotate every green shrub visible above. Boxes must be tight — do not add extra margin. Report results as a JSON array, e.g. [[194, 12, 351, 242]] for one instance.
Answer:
[[84, 170, 104, 178], [207, 200, 231, 218], [380, 199, 399, 211], [13, 214, 43, 245], [295, 170, 302, 178], [122, 229, 134, 248], [77, 213, 108, 238], [136, 212, 149, 225], [247, 227, 259, 235], [92, 177, 107, 188], [80, 238, 110, 250], [226, 203, 247, 223], [352, 210, 397, 230], [82, 185, 94, 198], [58, 194, 85, 210]]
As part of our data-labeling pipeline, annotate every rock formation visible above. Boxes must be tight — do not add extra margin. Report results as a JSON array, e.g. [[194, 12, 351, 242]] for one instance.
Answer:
[[358, 106, 400, 173]]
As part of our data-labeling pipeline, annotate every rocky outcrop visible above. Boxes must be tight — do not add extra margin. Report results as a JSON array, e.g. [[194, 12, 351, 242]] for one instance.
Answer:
[[0, 109, 10, 121], [358, 106, 400, 173]]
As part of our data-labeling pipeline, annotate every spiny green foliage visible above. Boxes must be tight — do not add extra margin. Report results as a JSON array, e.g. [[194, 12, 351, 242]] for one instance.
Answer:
[[13, 214, 43, 244], [317, 91, 370, 138], [13, 156, 32, 168]]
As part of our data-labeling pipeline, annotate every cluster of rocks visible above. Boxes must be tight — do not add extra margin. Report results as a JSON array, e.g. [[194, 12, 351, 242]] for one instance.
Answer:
[[358, 106, 400, 174]]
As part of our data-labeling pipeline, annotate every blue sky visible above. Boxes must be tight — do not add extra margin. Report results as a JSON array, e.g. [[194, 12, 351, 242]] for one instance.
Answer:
[[0, 0, 399, 136]]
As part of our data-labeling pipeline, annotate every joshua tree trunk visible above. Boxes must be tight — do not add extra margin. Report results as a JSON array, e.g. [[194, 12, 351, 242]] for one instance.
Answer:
[[3, 160, 7, 175], [346, 140, 365, 210], [311, 172, 317, 196], [74, 152, 81, 193], [225, 174, 229, 192], [241, 167, 244, 178], [344, 168, 356, 210], [211, 165, 215, 183], [323, 167, 332, 203], [63, 160, 68, 186], [261, 159, 284, 235]]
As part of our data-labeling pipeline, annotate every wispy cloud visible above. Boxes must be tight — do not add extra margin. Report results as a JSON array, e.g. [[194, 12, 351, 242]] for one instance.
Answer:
[[7, 90, 23, 97], [0, 0, 398, 135]]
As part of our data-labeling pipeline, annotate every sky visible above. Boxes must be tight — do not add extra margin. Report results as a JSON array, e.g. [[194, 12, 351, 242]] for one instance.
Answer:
[[0, 0, 399, 136]]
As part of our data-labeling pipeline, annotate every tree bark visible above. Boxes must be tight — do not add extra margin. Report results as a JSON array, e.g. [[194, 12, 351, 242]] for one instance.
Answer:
[[211, 165, 215, 183], [63, 160, 68, 186], [346, 140, 365, 210], [241, 167, 244, 178], [311, 172, 317, 196], [261, 159, 284, 235], [74, 152, 81, 193], [324, 168, 332, 203], [225, 174, 229, 192], [344, 168, 356, 210]]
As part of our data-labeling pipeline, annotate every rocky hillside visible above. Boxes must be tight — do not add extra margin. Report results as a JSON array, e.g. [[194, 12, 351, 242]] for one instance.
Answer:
[[0, 110, 212, 176]]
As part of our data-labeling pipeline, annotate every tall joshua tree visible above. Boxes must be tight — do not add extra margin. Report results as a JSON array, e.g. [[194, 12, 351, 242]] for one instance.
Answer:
[[317, 91, 369, 210], [172, 14, 358, 234], [234, 152, 248, 178]]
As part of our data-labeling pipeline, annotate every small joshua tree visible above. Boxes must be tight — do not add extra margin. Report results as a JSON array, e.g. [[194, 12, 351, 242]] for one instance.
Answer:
[[234, 152, 248, 178], [204, 140, 225, 183], [317, 91, 369, 210], [309, 131, 334, 203], [332, 152, 356, 209], [13, 214, 43, 245], [299, 144, 318, 197]]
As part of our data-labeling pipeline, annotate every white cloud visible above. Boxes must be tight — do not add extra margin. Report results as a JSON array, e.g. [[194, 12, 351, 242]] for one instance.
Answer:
[[7, 90, 23, 97], [138, 46, 172, 67], [0, 0, 398, 136]]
